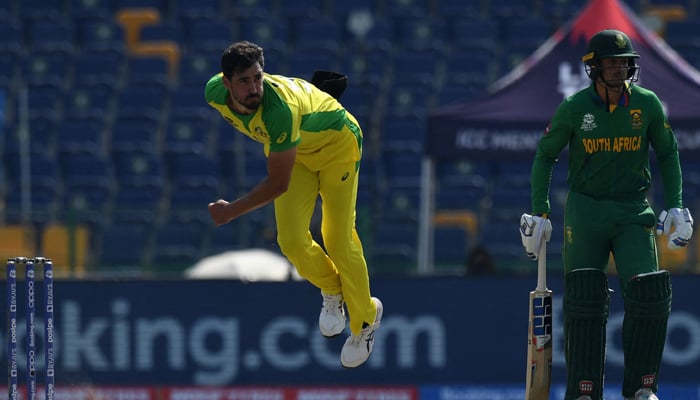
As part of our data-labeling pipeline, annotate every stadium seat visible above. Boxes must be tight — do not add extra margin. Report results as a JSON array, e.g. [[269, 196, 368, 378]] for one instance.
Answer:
[[379, 184, 421, 223], [25, 82, 63, 119], [433, 226, 470, 269], [178, 50, 220, 86], [488, 186, 531, 222], [41, 223, 90, 277], [76, 17, 126, 52], [23, 50, 73, 87], [150, 222, 207, 271], [166, 152, 220, 187], [390, 47, 441, 85], [0, 21, 24, 55], [26, 18, 76, 53], [449, 17, 499, 51], [56, 115, 106, 155], [330, 0, 378, 19], [111, 181, 164, 225], [207, 222, 249, 255], [238, 16, 289, 48], [110, 113, 161, 153], [173, 0, 219, 21], [125, 56, 171, 86], [502, 18, 553, 53], [97, 223, 150, 268], [383, 0, 430, 17], [444, 51, 493, 85], [170, 84, 211, 115], [2, 116, 57, 155], [291, 17, 342, 49], [381, 147, 424, 188], [394, 16, 449, 50], [72, 49, 125, 85], [184, 18, 235, 53], [111, 149, 166, 187], [70, 0, 114, 19], [224, 0, 275, 17], [286, 46, 341, 80], [385, 81, 433, 116], [63, 82, 116, 118], [381, 113, 426, 150], [116, 83, 168, 117], [167, 180, 221, 224], [163, 112, 213, 156], [278, 0, 325, 18], [19, 0, 63, 21], [140, 20, 185, 43]]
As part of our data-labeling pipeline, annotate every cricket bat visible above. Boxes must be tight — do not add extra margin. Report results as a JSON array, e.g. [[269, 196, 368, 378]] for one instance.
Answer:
[[525, 240, 553, 400]]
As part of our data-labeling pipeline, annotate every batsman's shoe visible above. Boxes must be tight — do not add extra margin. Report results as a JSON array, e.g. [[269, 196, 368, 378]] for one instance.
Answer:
[[340, 297, 383, 368], [624, 388, 659, 400], [319, 293, 345, 338]]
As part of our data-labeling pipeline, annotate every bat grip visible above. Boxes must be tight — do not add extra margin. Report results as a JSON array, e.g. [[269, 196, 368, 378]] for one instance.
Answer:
[[536, 240, 547, 291]]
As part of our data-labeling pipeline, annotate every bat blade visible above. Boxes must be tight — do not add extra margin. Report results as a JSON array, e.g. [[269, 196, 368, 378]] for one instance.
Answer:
[[525, 289, 553, 400], [525, 240, 552, 400]]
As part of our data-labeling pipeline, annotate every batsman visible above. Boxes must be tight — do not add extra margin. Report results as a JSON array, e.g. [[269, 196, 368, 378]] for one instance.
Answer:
[[520, 30, 693, 400]]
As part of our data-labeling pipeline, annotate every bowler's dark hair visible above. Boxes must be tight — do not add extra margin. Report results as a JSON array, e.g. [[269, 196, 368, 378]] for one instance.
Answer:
[[221, 41, 264, 78]]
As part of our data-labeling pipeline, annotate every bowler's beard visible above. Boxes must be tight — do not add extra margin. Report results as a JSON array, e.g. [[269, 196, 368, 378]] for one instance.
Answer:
[[233, 93, 262, 113]]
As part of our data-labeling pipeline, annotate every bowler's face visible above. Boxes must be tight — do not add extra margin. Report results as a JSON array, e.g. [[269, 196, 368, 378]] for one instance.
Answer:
[[223, 62, 264, 114]]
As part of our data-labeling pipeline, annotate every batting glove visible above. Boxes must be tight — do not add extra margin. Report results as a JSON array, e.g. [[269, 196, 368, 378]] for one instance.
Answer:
[[520, 213, 552, 260], [656, 207, 694, 249]]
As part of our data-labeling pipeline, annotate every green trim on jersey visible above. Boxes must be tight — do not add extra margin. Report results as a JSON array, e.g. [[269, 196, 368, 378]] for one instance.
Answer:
[[205, 72, 362, 160], [532, 84, 682, 214]]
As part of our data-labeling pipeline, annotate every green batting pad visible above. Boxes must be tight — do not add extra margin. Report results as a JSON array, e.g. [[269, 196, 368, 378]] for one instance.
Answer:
[[622, 270, 672, 397], [564, 268, 610, 400]]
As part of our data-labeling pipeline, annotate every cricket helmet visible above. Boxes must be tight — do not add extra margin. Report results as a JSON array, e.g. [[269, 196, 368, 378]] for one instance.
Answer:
[[582, 29, 639, 81]]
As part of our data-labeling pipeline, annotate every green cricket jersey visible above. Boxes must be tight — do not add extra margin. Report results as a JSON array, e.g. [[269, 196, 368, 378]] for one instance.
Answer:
[[205, 72, 362, 163], [531, 83, 683, 214]]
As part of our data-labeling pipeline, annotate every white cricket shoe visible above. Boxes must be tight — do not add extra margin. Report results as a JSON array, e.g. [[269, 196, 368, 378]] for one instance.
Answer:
[[340, 297, 383, 368], [624, 388, 659, 400], [319, 293, 345, 338]]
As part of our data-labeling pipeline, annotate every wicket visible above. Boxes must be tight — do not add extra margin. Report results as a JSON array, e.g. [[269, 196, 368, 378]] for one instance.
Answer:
[[6, 257, 54, 400]]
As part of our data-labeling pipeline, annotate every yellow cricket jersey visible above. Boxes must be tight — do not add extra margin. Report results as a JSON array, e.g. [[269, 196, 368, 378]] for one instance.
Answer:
[[205, 72, 363, 165]]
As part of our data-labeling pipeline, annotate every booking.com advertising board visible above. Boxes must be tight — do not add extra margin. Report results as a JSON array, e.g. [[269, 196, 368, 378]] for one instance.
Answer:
[[0, 276, 698, 399]]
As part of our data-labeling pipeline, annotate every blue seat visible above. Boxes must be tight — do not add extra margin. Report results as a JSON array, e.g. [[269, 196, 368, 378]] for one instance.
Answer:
[[488, 187, 531, 222], [126, 57, 170, 86], [76, 17, 126, 52], [224, 0, 274, 17], [173, 0, 220, 20], [60, 153, 114, 189], [435, 159, 494, 186], [238, 16, 289, 47], [56, 116, 105, 155], [385, 81, 432, 116], [112, 181, 164, 225], [26, 18, 76, 53], [208, 223, 248, 254], [63, 82, 116, 117], [166, 152, 220, 186], [433, 226, 470, 267], [170, 85, 211, 115], [26, 82, 63, 119], [444, 52, 493, 85], [110, 113, 160, 153], [73, 50, 125, 85], [664, 21, 700, 49], [435, 184, 487, 211], [140, 20, 185, 43], [167, 180, 220, 224], [435, 2, 481, 17], [150, 222, 206, 268], [450, 17, 499, 51], [178, 50, 220, 86], [496, 159, 534, 187], [24, 50, 73, 86], [61, 182, 112, 227], [381, 113, 426, 150], [379, 185, 421, 223], [382, 148, 423, 188], [2, 116, 57, 155], [116, 83, 168, 117], [437, 82, 486, 106], [292, 17, 341, 49], [384, 0, 429, 17], [330, 0, 377, 18], [98, 223, 150, 267], [390, 48, 441, 85], [503, 18, 553, 52], [278, 0, 325, 18], [111, 150, 166, 186], [112, 0, 166, 9], [4, 180, 60, 224], [184, 18, 234, 52], [286, 47, 341, 80], [394, 16, 449, 50], [19, 0, 63, 20], [164, 112, 213, 156], [478, 220, 527, 273], [70, 0, 113, 19], [0, 21, 23, 55]]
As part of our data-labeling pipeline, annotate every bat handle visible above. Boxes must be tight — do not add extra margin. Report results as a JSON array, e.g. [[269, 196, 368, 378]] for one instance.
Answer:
[[536, 240, 547, 291]]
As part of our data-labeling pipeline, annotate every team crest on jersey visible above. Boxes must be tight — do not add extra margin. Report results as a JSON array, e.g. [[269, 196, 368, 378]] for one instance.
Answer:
[[630, 109, 643, 128], [580, 113, 597, 131], [566, 226, 573, 244], [254, 126, 269, 142]]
